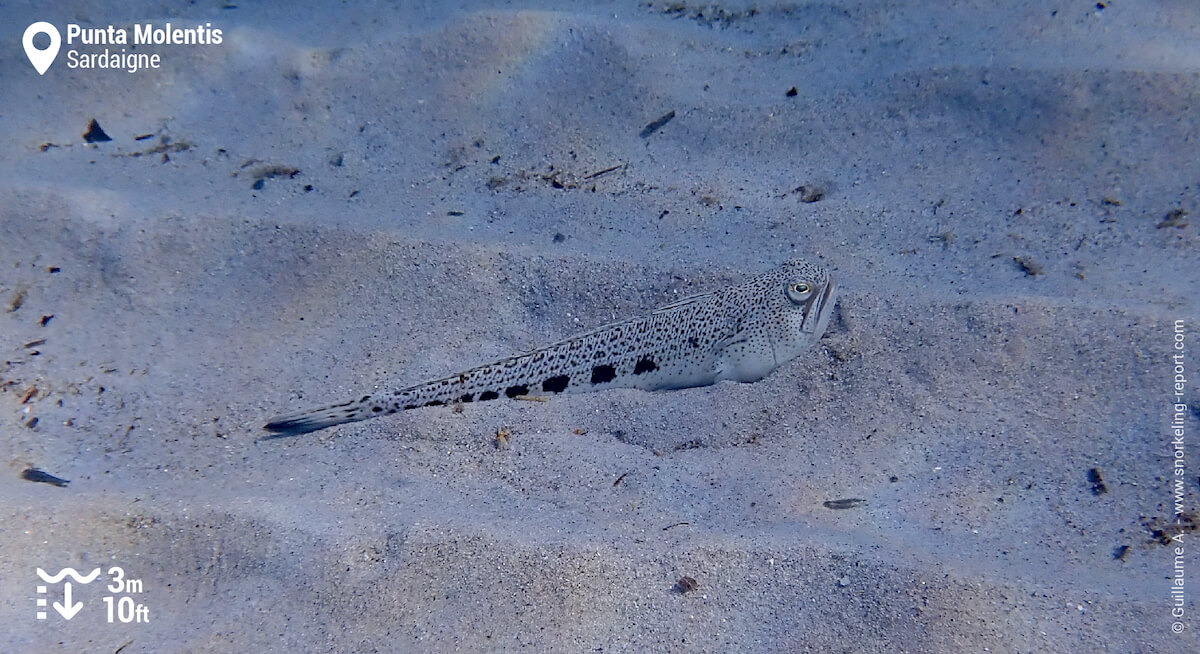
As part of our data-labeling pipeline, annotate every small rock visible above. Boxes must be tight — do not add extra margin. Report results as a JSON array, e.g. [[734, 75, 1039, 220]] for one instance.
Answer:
[[798, 185, 825, 203], [1158, 208, 1188, 229], [1014, 256, 1044, 276], [83, 118, 112, 143]]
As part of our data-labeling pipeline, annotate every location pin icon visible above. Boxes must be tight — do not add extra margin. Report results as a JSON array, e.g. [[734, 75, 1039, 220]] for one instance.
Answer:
[[23, 22, 61, 75]]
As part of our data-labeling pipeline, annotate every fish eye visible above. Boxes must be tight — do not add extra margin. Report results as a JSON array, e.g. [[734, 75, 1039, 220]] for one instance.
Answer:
[[786, 282, 813, 303]]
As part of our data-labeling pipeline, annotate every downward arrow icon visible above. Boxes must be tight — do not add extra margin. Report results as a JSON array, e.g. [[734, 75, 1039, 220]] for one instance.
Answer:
[[53, 582, 83, 620]]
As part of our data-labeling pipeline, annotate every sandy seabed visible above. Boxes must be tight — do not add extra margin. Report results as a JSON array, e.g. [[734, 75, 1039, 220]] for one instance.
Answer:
[[2, 1, 1198, 652]]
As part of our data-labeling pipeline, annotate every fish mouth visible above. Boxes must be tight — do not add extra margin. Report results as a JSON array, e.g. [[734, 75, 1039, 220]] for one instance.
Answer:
[[802, 279, 837, 334]]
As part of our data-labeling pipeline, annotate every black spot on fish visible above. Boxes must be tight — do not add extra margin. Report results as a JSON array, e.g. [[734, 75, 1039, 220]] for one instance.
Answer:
[[505, 384, 529, 398], [403, 404, 418, 410], [591, 364, 617, 384], [372, 406, 383, 413], [480, 390, 500, 401], [459, 393, 475, 403], [542, 375, 570, 393], [688, 336, 700, 348], [425, 400, 444, 407], [360, 395, 371, 402], [634, 357, 658, 374]]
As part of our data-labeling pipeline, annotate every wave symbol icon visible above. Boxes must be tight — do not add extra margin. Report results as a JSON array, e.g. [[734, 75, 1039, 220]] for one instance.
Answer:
[[36, 567, 101, 584]]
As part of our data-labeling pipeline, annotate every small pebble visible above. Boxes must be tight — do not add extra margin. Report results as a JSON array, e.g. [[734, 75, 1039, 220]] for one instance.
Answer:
[[676, 576, 699, 593]]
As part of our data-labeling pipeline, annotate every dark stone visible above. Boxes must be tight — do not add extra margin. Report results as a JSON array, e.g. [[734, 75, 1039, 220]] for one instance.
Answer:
[[83, 118, 112, 143]]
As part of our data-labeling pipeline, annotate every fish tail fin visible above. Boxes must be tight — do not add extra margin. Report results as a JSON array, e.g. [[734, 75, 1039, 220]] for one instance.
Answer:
[[263, 398, 374, 436]]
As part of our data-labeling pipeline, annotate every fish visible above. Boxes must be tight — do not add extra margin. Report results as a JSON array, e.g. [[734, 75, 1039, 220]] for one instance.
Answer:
[[264, 259, 836, 435]]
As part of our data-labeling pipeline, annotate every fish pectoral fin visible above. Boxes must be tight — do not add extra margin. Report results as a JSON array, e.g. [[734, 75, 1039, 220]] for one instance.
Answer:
[[708, 317, 774, 383], [712, 334, 749, 351], [708, 316, 747, 355]]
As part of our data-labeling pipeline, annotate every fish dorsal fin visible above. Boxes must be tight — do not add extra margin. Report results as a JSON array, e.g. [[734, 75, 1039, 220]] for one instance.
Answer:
[[538, 289, 718, 351], [651, 289, 719, 315]]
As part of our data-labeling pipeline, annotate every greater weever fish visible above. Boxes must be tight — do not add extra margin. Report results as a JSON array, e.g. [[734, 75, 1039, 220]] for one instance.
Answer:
[[264, 259, 836, 435]]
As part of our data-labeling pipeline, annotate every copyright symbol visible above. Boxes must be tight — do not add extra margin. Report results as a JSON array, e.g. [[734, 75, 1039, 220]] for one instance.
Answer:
[[1172, 622, 1184, 633]]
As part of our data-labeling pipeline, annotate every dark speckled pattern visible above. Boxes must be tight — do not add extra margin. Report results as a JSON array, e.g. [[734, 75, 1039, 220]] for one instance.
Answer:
[[264, 260, 835, 435]]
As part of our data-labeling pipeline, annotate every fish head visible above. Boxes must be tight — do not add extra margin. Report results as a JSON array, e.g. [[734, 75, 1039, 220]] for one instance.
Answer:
[[768, 259, 837, 363]]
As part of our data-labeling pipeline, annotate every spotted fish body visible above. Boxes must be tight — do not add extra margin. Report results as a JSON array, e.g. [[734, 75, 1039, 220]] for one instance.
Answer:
[[264, 259, 836, 435]]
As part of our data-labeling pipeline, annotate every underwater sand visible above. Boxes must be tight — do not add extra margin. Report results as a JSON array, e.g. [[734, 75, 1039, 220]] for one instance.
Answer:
[[2, 1, 1198, 651]]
